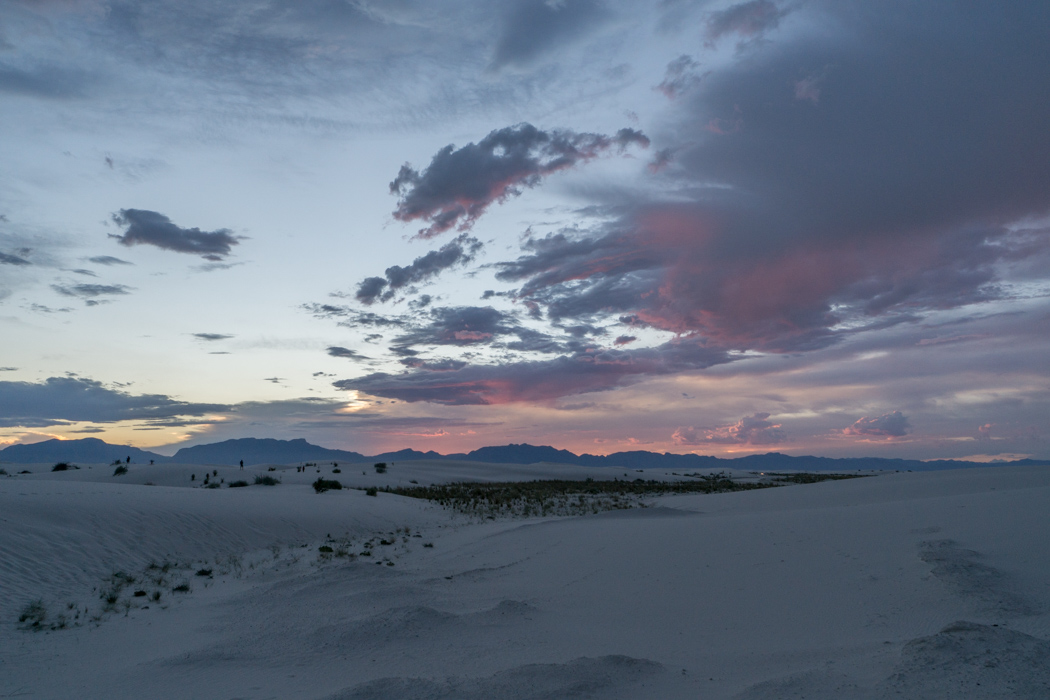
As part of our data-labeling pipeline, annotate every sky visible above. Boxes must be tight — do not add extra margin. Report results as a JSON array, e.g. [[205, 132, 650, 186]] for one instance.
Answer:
[[1, 0, 1049, 461]]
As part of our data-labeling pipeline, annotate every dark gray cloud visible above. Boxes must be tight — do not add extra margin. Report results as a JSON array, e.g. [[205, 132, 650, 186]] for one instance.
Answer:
[[111, 209, 242, 260], [0, 252, 30, 265], [392, 306, 517, 348], [88, 255, 133, 266], [327, 346, 370, 361], [336, 338, 731, 405], [492, 0, 609, 69], [398, 357, 467, 371], [356, 235, 482, 304], [193, 333, 234, 341], [0, 62, 89, 99], [390, 123, 649, 238], [843, 411, 910, 438], [705, 0, 787, 44], [51, 283, 131, 306], [302, 303, 407, 330], [409, 294, 433, 310], [0, 376, 227, 428], [27, 303, 72, 314], [68, 268, 97, 277], [656, 55, 702, 99], [486, 2, 1050, 356]]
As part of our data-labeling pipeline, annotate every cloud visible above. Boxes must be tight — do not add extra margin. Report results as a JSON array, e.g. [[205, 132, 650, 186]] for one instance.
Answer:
[[88, 255, 132, 266], [337, 338, 730, 405], [0, 376, 227, 428], [326, 346, 370, 361], [392, 306, 517, 348], [492, 0, 609, 69], [673, 412, 787, 446], [192, 333, 234, 341], [485, 3, 1050, 356], [356, 235, 482, 304], [0, 62, 89, 99], [390, 123, 649, 238], [0, 252, 30, 265], [843, 411, 910, 438], [51, 283, 131, 306], [398, 358, 467, 371], [656, 55, 702, 99], [647, 147, 677, 173], [111, 209, 242, 260], [705, 0, 787, 44]]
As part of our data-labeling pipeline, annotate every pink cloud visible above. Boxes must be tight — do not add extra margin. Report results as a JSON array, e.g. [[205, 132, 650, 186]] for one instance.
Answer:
[[673, 412, 787, 445], [843, 411, 910, 438]]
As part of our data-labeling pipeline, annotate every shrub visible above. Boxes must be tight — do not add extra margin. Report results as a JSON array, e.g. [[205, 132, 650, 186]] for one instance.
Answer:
[[195, 568, 212, 577], [113, 465, 128, 476], [254, 475, 280, 486], [0, 468, 7, 475], [172, 583, 190, 593], [133, 590, 147, 597], [52, 462, 75, 471], [365, 487, 378, 497], [267, 466, 276, 471], [332, 468, 341, 474], [318, 545, 333, 553], [374, 462, 387, 474], [313, 478, 342, 493], [228, 480, 249, 488], [18, 600, 47, 630], [205, 482, 221, 489]]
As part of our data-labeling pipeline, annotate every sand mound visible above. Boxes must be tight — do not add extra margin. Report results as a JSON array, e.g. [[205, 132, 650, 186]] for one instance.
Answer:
[[326, 655, 665, 700]]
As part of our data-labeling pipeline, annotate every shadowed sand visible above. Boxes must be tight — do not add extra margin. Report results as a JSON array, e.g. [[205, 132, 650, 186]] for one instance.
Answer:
[[1, 461, 1048, 698]]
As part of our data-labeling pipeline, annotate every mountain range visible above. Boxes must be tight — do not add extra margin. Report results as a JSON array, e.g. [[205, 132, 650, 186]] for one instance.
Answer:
[[2, 436, 1048, 472]]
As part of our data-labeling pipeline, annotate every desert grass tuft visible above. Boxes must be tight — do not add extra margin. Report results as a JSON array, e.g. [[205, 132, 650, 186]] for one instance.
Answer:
[[313, 477, 342, 493]]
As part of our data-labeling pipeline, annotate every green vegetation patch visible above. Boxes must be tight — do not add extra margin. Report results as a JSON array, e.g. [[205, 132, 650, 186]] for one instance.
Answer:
[[767, 472, 868, 484], [313, 478, 343, 493], [385, 472, 868, 518], [385, 473, 765, 518]]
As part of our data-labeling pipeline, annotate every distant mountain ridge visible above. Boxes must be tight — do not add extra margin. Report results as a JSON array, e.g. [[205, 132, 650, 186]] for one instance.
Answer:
[[0, 438, 168, 465], [170, 438, 367, 465], [2, 437, 1047, 472]]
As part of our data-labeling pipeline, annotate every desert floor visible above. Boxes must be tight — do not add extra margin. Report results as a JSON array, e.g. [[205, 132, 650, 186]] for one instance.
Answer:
[[2, 460, 1048, 699]]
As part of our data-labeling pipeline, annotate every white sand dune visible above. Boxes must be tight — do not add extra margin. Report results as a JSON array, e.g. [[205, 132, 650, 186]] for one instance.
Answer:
[[1, 462, 1048, 698]]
